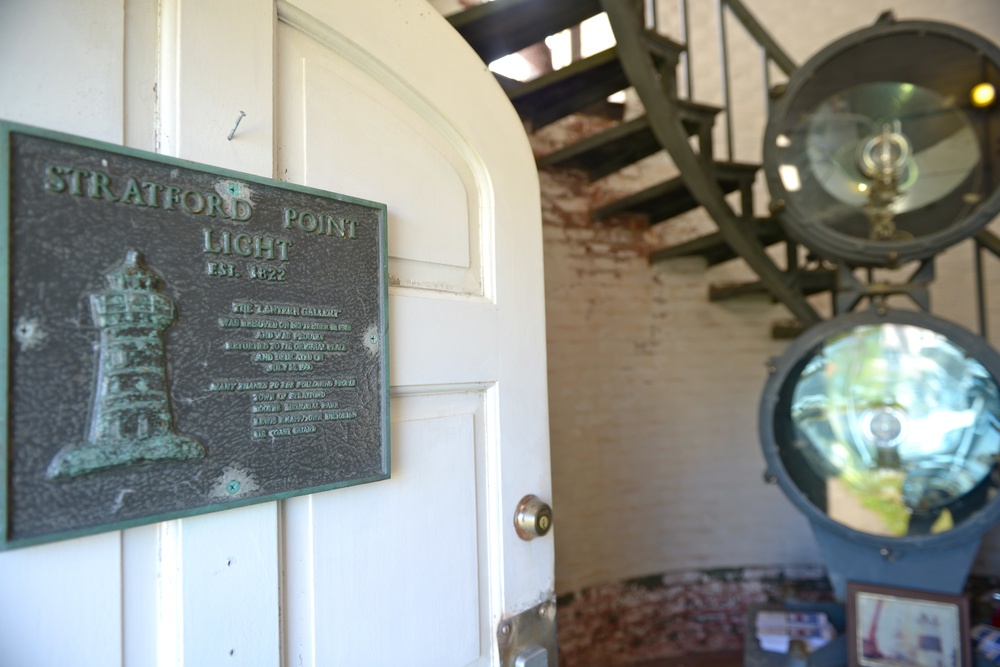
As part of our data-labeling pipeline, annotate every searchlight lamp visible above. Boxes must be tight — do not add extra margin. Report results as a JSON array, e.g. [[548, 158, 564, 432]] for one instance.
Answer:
[[764, 19, 1000, 267], [760, 309, 1000, 597]]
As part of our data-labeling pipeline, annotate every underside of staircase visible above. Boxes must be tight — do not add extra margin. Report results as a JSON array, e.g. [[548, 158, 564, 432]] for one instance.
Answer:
[[447, 0, 824, 336]]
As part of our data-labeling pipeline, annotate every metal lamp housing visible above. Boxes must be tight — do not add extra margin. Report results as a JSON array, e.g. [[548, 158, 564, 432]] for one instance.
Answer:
[[759, 309, 1000, 596], [763, 19, 1000, 267]]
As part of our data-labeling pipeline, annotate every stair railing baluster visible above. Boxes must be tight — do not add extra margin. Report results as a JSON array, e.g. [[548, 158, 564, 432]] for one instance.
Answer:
[[722, 0, 796, 75], [762, 52, 772, 111], [974, 230, 1000, 342], [714, 0, 797, 163], [677, 0, 693, 100], [975, 239, 988, 339], [716, 0, 735, 161]]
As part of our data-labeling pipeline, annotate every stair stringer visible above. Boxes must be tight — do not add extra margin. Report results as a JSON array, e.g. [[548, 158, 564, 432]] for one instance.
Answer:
[[599, 0, 821, 327]]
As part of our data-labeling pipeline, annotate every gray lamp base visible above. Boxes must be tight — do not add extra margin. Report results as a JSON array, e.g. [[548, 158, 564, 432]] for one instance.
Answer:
[[810, 520, 981, 599]]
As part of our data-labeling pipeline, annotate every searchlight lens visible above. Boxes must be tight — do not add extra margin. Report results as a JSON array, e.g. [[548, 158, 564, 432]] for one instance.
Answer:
[[764, 21, 1000, 266], [774, 320, 1000, 538]]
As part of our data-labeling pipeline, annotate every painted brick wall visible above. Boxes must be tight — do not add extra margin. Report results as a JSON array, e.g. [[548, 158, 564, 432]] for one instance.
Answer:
[[541, 143, 826, 594], [542, 0, 1000, 596]]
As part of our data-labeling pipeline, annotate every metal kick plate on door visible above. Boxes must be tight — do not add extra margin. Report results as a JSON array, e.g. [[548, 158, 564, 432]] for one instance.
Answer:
[[497, 597, 558, 667], [0, 121, 390, 549]]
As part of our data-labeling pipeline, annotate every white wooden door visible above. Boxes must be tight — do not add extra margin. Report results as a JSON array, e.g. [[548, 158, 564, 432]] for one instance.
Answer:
[[0, 1, 553, 665]]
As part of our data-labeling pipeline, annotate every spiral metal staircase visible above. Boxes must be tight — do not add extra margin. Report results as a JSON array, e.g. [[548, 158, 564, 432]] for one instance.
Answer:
[[445, 0, 1000, 338]]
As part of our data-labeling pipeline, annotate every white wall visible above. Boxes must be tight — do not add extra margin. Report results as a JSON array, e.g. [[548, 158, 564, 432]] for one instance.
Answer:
[[545, 0, 1000, 594]]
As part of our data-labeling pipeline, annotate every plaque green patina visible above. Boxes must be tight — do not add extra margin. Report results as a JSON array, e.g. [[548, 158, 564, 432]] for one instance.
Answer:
[[0, 121, 390, 549], [47, 251, 205, 478]]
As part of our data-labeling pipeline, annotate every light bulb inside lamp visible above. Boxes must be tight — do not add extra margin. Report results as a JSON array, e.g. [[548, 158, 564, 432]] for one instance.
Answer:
[[856, 122, 914, 241], [971, 82, 996, 108]]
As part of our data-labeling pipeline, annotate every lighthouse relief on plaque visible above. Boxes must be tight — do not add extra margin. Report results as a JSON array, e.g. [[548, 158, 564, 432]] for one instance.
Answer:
[[1, 122, 389, 548]]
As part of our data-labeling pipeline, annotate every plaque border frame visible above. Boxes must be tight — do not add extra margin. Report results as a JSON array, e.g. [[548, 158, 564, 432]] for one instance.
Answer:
[[0, 120, 391, 550]]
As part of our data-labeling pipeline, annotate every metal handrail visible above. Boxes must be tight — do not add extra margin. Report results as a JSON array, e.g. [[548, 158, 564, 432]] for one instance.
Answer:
[[723, 0, 795, 75], [712, 0, 797, 160], [601, 0, 821, 324]]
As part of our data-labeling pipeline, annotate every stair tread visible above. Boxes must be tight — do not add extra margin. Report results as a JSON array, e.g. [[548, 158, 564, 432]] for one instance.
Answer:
[[505, 24, 698, 129], [509, 48, 620, 97], [649, 218, 784, 266], [709, 268, 837, 301], [537, 115, 654, 171], [447, 0, 603, 64], [644, 30, 686, 60], [507, 48, 630, 129], [593, 162, 760, 223], [537, 101, 722, 179]]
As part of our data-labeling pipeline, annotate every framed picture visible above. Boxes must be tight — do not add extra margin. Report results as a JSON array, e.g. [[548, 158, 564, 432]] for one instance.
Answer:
[[847, 581, 970, 667]]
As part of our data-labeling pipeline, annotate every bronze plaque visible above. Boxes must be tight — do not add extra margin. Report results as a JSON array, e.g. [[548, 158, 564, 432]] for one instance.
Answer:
[[1, 122, 389, 548]]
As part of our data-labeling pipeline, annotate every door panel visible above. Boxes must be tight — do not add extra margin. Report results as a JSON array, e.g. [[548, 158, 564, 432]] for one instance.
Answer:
[[0, 0, 551, 664], [157, 0, 275, 169], [303, 59, 471, 270], [0, 0, 124, 142], [175, 508, 282, 663], [147, 2, 284, 664], [0, 533, 123, 665], [0, 1, 126, 664], [276, 11, 502, 661], [276, 19, 484, 295], [319, 407, 484, 666], [283, 389, 494, 666]]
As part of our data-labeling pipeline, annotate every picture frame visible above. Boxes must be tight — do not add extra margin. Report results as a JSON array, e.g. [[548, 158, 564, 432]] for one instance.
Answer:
[[847, 581, 970, 667]]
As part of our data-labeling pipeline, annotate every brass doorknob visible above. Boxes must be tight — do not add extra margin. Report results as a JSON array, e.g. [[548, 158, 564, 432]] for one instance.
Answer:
[[514, 495, 553, 540]]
